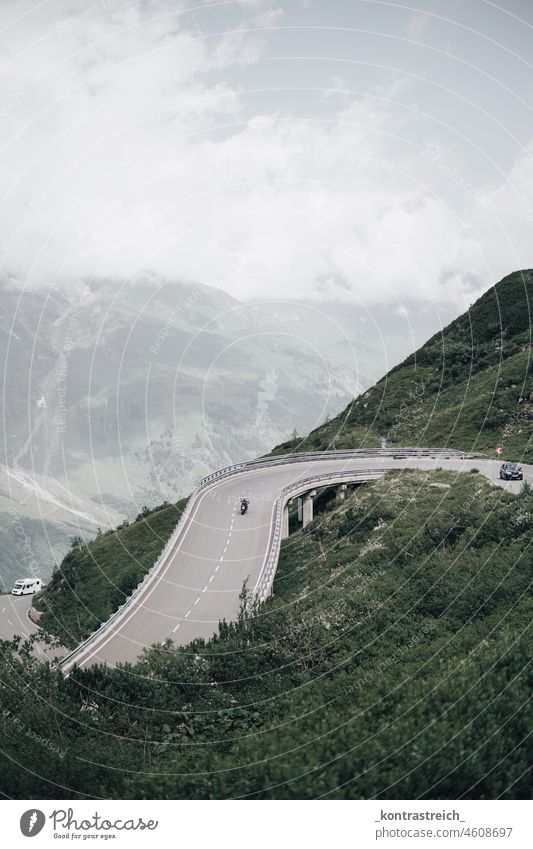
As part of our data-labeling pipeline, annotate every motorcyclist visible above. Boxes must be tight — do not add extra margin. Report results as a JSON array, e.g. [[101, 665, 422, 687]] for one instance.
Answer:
[[240, 497, 249, 515]]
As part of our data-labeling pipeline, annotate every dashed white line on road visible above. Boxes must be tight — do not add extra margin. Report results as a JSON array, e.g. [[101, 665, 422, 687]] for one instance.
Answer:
[[172, 623, 181, 632], [185, 610, 191, 618], [194, 598, 200, 605]]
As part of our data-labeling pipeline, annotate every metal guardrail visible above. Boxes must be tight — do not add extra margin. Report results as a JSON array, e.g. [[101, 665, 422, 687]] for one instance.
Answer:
[[59, 448, 484, 670], [196, 448, 483, 488]]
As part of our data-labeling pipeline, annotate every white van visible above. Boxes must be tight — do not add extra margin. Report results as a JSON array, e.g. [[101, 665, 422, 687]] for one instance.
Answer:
[[11, 578, 42, 596]]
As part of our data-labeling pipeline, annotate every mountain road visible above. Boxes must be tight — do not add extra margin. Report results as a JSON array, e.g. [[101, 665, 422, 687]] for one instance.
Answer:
[[57, 452, 531, 671]]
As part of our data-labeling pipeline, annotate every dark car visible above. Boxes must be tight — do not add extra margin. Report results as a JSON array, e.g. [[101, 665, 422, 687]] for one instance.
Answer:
[[500, 462, 523, 481]]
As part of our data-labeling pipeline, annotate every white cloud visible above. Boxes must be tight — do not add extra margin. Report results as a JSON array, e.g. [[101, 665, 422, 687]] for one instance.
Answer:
[[0, 0, 532, 307]]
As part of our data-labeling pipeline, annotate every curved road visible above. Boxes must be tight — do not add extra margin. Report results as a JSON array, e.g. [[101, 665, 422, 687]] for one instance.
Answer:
[[58, 452, 531, 671]]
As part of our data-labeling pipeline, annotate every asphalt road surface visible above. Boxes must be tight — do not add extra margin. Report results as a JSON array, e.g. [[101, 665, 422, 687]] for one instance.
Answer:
[[0, 593, 68, 662], [0, 594, 39, 642], [58, 455, 531, 671]]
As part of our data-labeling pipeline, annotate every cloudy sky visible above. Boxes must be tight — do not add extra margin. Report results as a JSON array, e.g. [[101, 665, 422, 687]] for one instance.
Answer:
[[1, 0, 532, 309]]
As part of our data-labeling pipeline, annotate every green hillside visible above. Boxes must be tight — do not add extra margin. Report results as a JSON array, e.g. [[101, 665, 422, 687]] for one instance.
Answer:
[[272, 269, 533, 461], [1, 470, 531, 799]]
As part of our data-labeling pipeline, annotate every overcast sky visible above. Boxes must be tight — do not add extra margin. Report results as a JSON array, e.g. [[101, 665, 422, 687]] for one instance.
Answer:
[[1, 0, 532, 309]]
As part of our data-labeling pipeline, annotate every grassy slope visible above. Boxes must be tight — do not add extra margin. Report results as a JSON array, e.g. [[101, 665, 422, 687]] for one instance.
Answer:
[[33, 499, 187, 648], [271, 269, 533, 461], [2, 470, 531, 799]]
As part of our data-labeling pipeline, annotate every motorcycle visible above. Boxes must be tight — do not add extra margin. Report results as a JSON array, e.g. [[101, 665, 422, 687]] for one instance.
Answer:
[[240, 499, 249, 515]]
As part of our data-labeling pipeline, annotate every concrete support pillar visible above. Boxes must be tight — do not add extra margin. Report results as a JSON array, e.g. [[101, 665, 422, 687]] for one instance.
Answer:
[[336, 483, 348, 501], [297, 497, 303, 522], [301, 490, 316, 527], [281, 504, 289, 539]]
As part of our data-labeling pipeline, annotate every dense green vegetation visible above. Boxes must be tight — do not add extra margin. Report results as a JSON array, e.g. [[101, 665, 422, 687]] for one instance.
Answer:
[[33, 500, 187, 648], [272, 269, 533, 460], [1, 470, 530, 799]]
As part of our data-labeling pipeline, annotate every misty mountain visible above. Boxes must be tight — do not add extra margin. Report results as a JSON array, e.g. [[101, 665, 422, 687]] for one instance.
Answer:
[[1, 275, 361, 586], [0, 274, 464, 586]]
